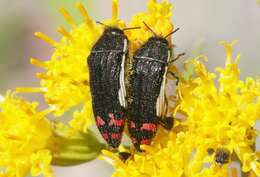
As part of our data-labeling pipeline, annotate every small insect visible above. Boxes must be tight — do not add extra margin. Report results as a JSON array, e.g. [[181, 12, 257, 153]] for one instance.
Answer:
[[128, 22, 185, 151], [207, 148, 215, 155], [88, 25, 129, 148], [215, 148, 230, 165]]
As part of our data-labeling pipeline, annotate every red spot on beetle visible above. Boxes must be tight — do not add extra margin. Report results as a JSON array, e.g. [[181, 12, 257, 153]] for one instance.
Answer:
[[111, 133, 121, 139], [102, 133, 109, 140], [130, 121, 136, 128], [140, 123, 157, 132], [140, 139, 151, 145], [96, 116, 105, 126], [108, 113, 124, 126]]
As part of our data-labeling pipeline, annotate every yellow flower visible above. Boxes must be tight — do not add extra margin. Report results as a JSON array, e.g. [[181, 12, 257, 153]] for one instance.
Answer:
[[178, 41, 260, 175], [102, 132, 228, 177], [12, 0, 259, 176], [128, 0, 174, 51], [17, 0, 126, 133], [0, 91, 104, 176], [17, 0, 174, 134], [0, 91, 54, 177], [102, 41, 260, 177]]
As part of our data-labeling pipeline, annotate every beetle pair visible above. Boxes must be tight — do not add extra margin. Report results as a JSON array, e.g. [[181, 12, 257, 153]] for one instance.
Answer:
[[88, 22, 184, 152]]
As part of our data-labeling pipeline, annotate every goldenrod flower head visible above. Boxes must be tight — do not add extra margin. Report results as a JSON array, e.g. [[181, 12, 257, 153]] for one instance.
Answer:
[[128, 0, 174, 51], [0, 92, 53, 177], [102, 41, 260, 177], [22, 0, 126, 133], [178, 41, 260, 176], [13, 0, 259, 175], [21, 0, 173, 133]]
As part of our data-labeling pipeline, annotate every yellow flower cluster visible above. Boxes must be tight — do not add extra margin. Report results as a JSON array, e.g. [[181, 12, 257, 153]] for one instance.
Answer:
[[0, 92, 54, 177], [6, 0, 258, 177], [22, 3, 102, 132], [102, 42, 260, 177], [128, 0, 173, 51], [0, 92, 102, 177], [179, 41, 260, 176], [20, 0, 174, 133]]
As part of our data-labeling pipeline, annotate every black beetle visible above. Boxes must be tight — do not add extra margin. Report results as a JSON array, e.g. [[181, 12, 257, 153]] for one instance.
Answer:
[[88, 26, 129, 148], [127, 22, 184, 150]]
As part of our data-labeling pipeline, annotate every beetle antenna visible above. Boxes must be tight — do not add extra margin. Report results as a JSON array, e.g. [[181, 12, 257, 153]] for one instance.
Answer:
[[96, 21, 108, 27], [143, 21, 157, 36], [164, 28, 180, 39], [123, 27, 141, 31]]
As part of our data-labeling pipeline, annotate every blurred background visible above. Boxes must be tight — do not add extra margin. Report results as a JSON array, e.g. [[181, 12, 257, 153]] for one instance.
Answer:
[[0, 0, 259, 176]]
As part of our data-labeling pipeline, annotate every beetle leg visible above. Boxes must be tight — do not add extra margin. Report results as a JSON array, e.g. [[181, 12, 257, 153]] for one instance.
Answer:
[[164, 93, 168, 117], [167, 72, 179, 85], [118, 152, 131, 162], [168, 52, 185, 64], [158, 116, 174, 130], [157, 94, 174, 130]]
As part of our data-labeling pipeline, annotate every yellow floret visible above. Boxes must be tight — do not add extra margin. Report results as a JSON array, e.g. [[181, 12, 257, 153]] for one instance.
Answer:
[[128, 0, 174, 51], [19, 0, 126, 133], [0, 91, 54, 177], [102, 41, 260, 177], [178, 41, 260, 176]]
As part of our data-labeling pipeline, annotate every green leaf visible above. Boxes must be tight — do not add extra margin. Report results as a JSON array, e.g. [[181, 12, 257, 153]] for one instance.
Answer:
[[50, 123, 106, 166]]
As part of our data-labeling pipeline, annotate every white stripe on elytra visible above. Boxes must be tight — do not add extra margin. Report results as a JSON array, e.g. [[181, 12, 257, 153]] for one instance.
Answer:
[[118, 39, 128, 108], [156, 50, 170, 117]]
